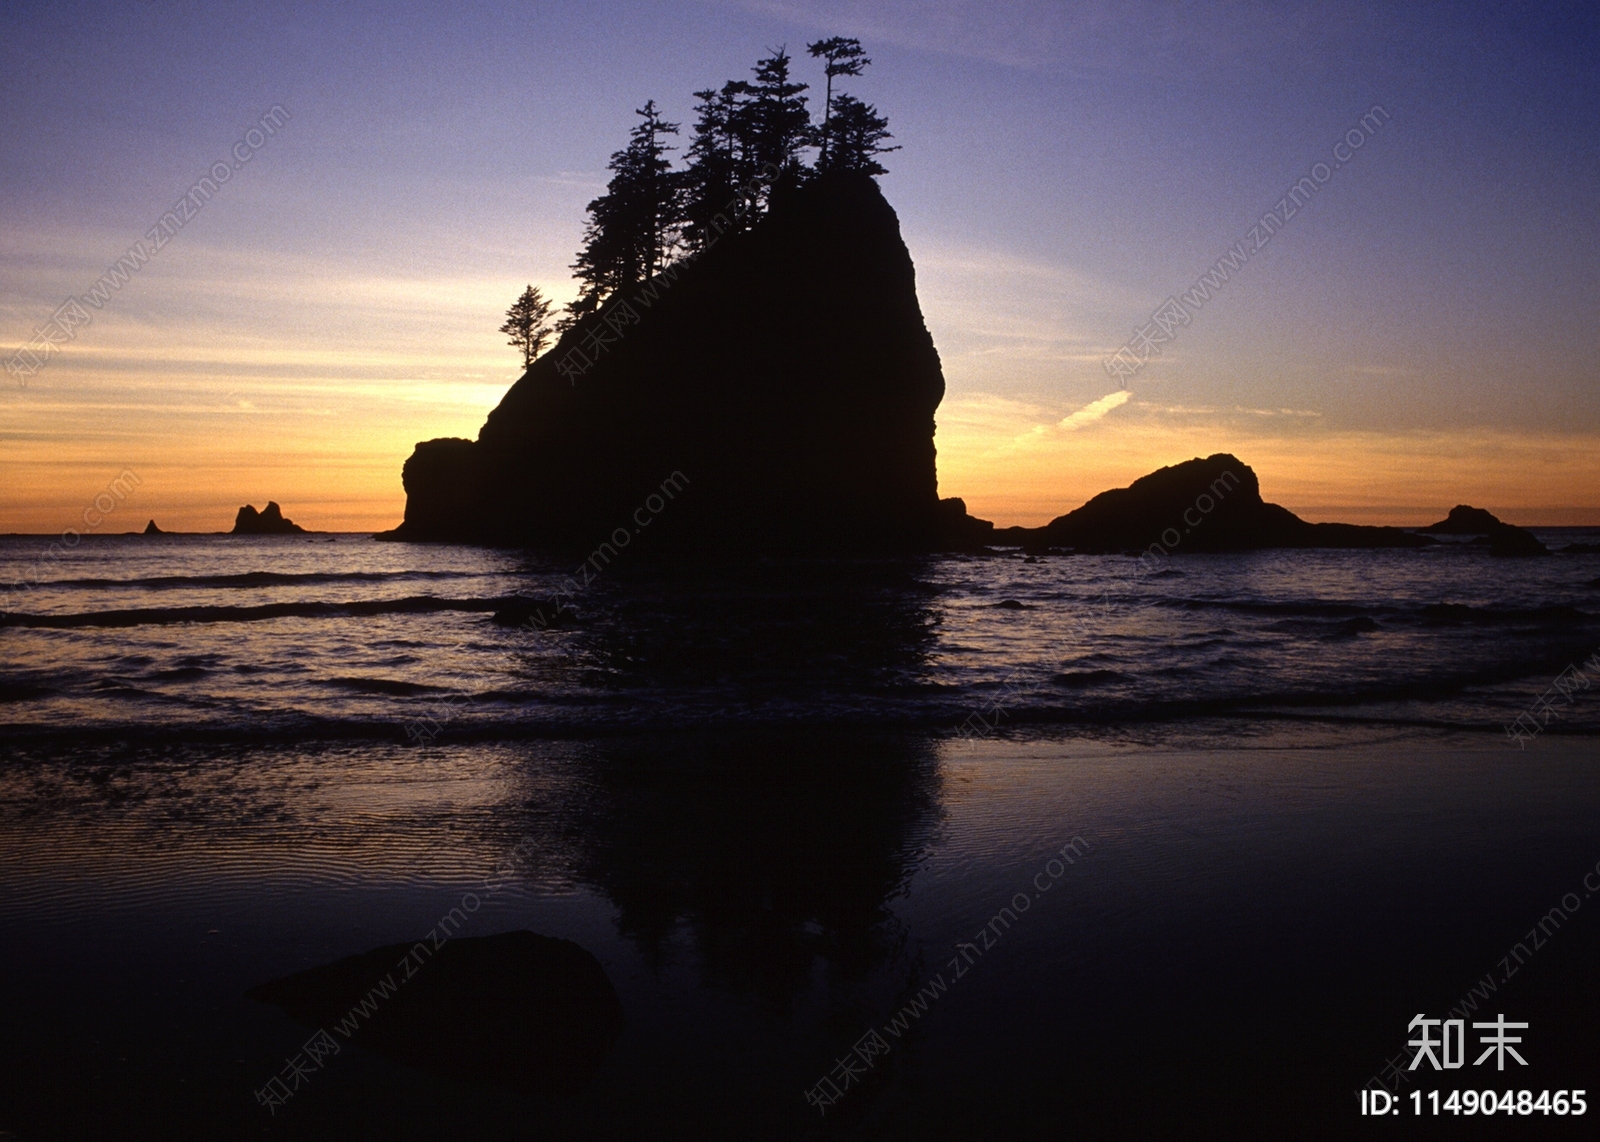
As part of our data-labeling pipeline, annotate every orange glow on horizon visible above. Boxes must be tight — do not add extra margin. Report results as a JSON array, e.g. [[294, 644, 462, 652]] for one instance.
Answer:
[[934, 396, 1600, 529], [7, 406, 1599, 536]]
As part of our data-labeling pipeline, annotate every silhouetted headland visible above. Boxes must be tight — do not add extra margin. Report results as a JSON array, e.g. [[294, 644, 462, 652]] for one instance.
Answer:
[[232, 502, 305, 535], [248, 930, 622, 1095], [142, 519, 164, 535]]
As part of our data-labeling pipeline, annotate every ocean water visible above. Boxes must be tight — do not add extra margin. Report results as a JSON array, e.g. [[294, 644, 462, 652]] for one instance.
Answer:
[[3, 534, 1599, 1140], [3, 531, 1599, 744]]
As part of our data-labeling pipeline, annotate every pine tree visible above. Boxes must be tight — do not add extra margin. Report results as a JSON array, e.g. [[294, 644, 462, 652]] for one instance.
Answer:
[[500, 284, 554, 367], [680, 82, 754, 253], [806, 37, 870, 167], [747, 47, 811, 189], [566, 101, 683, 323], [823, 94, 898, 176]]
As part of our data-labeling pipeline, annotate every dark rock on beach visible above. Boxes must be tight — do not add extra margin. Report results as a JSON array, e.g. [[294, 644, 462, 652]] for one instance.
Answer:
[[247, 930, 623, 1096], [231, 501, 305, 535], [386, 172, 945, 552]]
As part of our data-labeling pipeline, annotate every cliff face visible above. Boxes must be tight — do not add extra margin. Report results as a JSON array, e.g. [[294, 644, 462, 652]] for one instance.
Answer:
[[391, 172, 946, 550]]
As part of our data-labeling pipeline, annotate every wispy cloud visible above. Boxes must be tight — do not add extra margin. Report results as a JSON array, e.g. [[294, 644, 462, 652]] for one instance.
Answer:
[[993, 388, 1133, 451], [1058, 389, 1131, 430], [532, 170, 608, 190], [1131, 400, 1320, 420], [1133, 401, 1218, 415], [1348, 365, 1416, 378]]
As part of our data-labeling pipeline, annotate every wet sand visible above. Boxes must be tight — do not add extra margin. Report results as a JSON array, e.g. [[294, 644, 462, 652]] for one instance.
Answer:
[[1, 725, 1596, 1139]]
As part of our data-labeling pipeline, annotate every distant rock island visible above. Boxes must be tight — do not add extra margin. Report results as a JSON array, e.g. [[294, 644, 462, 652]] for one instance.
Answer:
[[232, 502, 305, 535], [1418, 505, 1502, 535], [975, 456, 1548, 556], [142, 520, 163, 535], [1418, 504, 1549, 556], [1000, 454, 1430, 554]]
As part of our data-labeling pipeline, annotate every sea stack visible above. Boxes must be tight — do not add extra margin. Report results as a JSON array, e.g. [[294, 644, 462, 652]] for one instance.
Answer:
[[232, 502, 306, 535], [142, 520, 164, 535], [385, 172, 950, 551]]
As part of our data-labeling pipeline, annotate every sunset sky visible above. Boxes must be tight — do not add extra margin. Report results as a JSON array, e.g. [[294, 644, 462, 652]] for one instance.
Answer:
[[3, 0, 1597, 533]]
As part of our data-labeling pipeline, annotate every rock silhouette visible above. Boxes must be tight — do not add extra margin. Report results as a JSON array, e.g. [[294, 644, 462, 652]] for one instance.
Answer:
[[386, 171, 944, 551], [1418, 504, 1548, 556], [1418, 505, 1503, 534], [993, 454, 1432, 554], [934, 495, 997, 549], [231, 501, 305, 535], [248, 930, 623, 1096], [142, 520, 163, 535]]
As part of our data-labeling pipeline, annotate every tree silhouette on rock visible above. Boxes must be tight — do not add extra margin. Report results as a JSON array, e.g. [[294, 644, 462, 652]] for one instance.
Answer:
[[559, 40, 894, 317], [820, 94, 898, 175], [500, 285, 554, 368], [746, 47, 812, 197], [681, 81, 755, 253], [806, 37, 870, 167], [566, 101, 683, 325]]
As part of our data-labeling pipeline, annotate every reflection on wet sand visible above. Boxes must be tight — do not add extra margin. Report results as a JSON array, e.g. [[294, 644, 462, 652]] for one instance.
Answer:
[[542, 731, 945, 1009]]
